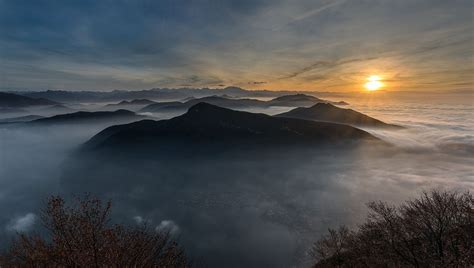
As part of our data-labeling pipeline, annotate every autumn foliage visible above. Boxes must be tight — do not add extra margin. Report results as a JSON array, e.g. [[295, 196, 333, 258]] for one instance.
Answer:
[[312, 190, 473, 267], [0, 195, 189, 267]]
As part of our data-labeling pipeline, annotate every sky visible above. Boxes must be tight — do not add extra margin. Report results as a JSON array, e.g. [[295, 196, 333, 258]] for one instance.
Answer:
[[0, 0, 472, 92]]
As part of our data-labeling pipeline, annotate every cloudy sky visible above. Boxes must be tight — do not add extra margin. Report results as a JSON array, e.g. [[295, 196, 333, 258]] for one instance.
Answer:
[[0, 0, 472, 92]]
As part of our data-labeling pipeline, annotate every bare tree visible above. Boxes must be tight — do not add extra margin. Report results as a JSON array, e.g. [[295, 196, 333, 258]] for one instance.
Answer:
[[312, 190, 473, 267], [310, 226, 353, 267], [1, 195, 189, 267]]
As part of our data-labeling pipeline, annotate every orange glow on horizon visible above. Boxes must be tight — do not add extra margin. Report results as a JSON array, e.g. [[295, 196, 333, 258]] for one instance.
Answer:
[[365, 75, 383, 91]]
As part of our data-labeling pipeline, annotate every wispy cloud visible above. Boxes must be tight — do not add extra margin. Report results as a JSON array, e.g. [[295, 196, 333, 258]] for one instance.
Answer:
[[6, 213, 36, 233], [279, 56, 381, 80], [0, 0, 471, 91], [281, 0, 346, 28]]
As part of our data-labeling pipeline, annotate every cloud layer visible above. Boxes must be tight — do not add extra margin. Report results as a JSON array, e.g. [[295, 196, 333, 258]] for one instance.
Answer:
[[0, 0, 472, 91], [0, 97, 471, 266]]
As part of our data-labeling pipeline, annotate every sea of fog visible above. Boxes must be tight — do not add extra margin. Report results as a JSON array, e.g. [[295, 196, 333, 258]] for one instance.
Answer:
[[0, 95, 472, 267]]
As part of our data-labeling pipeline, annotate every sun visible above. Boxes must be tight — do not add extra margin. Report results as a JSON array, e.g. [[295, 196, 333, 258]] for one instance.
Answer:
[[365, 75, 383, 91]]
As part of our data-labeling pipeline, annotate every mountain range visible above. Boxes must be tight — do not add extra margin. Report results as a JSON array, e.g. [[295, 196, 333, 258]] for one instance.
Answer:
[[0, 92, 58, 107], [268, 94, 348, 107], [140, 96, 266, 112], [140, 94, 345, 113], [14, 87, 344, 103], [38, 104, 75, 114], [27, 109, 145, 125], [105, 99, 157, 107], [85, 103, 380, 151], [0, 115, 44, 123], [276, 103, 401, 128], [101, 99, 158, 112]]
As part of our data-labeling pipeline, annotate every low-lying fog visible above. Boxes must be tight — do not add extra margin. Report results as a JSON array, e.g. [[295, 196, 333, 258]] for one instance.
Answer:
[[0, 96, 472, 267]]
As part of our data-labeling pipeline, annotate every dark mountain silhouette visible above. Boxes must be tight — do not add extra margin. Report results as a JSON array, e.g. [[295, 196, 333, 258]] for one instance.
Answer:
[[0, 107, 28, 114], [17, 87, 343, 103], [124, 99, 156, 105], [219, 94, 236, 99], [62, 104, 393, 268], [86, 103, 380, 150], [268, 94, 348, 107], [103, 99, 158, 112], [19, 89, 182, 103], [19, 87, 251, 103], [268, 94, 327, 107], [139, 94, 346, 113], [276, 103, 401, 128], [28, 109, 145, 125], [182, 96, 266, 109], [139, 101, 185, 112], [139, 96, 266, 112], [180, 96, 196, 102], [106, 99, 156, 107], [0, 115, 44, 123], [39, 104, 75, 114], [0, 92, 58, 107], [332, 101, 349, 105]]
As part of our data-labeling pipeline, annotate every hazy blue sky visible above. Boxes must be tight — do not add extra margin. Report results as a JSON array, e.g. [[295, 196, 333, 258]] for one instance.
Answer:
[[0, 0, 472, 91]]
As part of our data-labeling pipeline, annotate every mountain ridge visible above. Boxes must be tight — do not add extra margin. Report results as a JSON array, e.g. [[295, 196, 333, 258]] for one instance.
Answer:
[[140, 94, 346, 113], [15, 87, 345, 103], [0, 92, 58, 107], [28, 109, 144, 125], [85, 103, 381, 151], [276, 103, 402, 128]]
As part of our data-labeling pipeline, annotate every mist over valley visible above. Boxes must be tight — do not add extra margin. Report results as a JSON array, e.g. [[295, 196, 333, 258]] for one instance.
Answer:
[[0, 88, 471, 267]]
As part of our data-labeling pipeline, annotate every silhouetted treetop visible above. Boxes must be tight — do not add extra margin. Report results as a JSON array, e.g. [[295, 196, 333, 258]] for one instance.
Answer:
[[312, 190, 473, 267], [0, 195, 189, 267]]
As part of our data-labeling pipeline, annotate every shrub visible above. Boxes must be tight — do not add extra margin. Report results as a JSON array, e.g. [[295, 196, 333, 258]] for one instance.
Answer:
[[0, 195, 189, 267], [312, 190, 473, 267]]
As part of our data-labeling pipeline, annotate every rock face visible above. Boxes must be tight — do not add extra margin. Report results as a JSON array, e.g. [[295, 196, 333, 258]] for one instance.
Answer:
[[0, 92, 58, 107], [276, 103, 401, 128], [86, 103, 380, 150]]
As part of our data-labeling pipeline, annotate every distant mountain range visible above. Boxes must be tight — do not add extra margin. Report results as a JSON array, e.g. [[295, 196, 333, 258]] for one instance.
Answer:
[[138, 101, 184, 112], [13, 87, 344, 103], [0, 115, 44, 123], [2, 89, 399, 131], [268, 94, 348, 107], [0, 107, 28, 114], [276, 103, 401, 128], [39, 104, 75, 114], [85, 103, 380, 151], [105, 99, 157, 107], [140, 96, 266, 112], [0, 92, 58, 107], [140, 94, 346, 113], [102, 99, 158, 111], [27, 109, 145, 125]]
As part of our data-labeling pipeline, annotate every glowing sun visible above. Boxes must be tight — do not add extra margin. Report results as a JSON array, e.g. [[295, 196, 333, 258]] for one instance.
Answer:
[[365, 75, 383, 91]]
